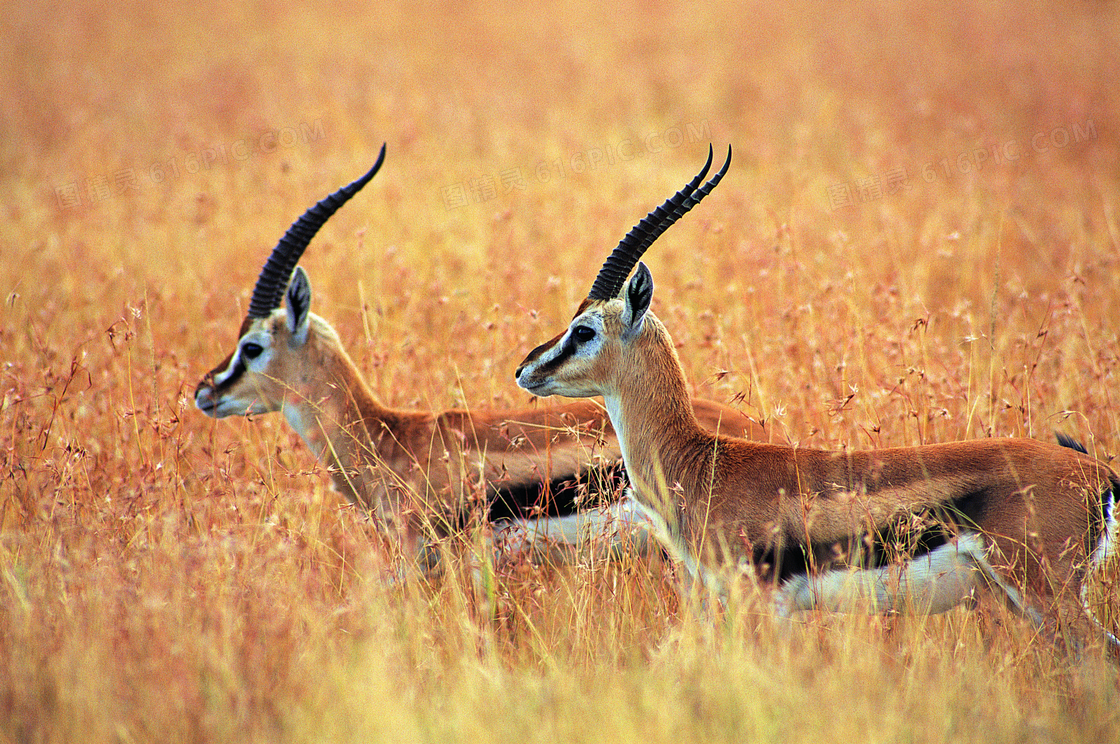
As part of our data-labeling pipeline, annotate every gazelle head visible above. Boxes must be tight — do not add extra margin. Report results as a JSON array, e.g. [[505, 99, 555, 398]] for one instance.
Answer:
[[515, 145, 731, 399], [195, 144, 386, 418]]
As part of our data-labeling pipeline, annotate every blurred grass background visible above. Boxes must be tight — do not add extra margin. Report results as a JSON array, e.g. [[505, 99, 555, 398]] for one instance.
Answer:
[[2, 0, 1120, 741]]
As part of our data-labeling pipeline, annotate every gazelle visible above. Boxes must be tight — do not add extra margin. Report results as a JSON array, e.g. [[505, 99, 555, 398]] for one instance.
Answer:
[[194, 144, 763, 568], [516, 145, 1119, 648]]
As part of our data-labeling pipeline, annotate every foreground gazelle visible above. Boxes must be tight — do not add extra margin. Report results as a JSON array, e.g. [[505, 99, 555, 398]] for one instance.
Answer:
[[516, 145, 1119, 647], [194, 144, 762, 567]]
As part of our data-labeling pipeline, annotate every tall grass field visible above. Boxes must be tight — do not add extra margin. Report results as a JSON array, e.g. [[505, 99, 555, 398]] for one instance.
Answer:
[[3, 0, 1120, 741]]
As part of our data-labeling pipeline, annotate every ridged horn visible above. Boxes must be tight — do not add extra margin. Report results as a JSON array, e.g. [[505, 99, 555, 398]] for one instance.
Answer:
[[246, 143, 387, 319], [586, 144, 731, 301]]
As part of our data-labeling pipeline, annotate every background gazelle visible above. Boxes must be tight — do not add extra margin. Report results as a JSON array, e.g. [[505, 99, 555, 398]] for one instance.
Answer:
[[194, 144, 763, 568], [516, 145, 1120, 649]]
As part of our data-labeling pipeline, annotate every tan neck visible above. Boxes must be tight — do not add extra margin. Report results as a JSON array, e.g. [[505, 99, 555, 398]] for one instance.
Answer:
[[279, 327, 414, 510], [602, 315, 715, 522]]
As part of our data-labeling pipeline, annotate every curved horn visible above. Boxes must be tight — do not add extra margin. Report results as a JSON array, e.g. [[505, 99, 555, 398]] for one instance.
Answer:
[[586, 144, 731, 301], [246, 143, 387, 319]]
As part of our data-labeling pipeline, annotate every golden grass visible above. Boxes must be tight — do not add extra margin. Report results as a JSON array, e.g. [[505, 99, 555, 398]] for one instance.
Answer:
[[3, 0, 1120, 740]]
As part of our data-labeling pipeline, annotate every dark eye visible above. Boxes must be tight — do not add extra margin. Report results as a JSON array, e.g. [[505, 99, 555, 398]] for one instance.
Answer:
[[572, 326, 596, 343], [241, 342, 263, 360]]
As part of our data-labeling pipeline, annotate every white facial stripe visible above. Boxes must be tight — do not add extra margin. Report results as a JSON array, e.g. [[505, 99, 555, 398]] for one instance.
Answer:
[[209, 327, 273, 390], [212, 353, 243, 387], [546, 329, 576, 364], [519, 330, 570, 382]]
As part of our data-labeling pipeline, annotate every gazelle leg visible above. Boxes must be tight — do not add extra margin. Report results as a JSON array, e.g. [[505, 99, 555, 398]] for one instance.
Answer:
[[773, 534, 1001, 617], [494, 493, 655, 562]]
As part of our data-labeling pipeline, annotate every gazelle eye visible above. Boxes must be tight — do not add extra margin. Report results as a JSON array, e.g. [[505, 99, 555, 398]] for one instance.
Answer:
[[572, 326, 596, 343], [241, 342, 264, 360]]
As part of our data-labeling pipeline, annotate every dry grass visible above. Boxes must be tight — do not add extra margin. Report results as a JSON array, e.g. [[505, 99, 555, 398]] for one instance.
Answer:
[[3, 0, 1120, 740]]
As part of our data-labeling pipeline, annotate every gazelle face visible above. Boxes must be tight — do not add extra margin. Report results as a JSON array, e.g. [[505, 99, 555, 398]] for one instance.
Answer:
[[515, 148, 727, 402], [195, 267, 314, 418], [194, 317, 286, 418], [516, 263, 654, 399], [515, 305, 612, 399]]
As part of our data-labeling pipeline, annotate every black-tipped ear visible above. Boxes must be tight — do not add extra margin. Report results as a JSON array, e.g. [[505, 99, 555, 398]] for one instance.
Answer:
[[285, 266, 312, 344], [622, 262, 654, 336]]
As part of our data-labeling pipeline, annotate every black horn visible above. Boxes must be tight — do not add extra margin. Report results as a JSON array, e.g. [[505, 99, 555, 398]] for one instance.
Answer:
[[586, 144, 731, 301], [246, 143, 387, 319]]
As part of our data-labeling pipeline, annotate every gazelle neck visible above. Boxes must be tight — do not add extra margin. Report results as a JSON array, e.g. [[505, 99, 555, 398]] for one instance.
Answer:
[[602, 314, 714, 514], [280, 315, 405, 507]]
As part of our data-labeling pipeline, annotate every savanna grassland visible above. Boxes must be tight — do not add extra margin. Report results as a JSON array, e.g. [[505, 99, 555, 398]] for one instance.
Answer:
[[3, 0, 1120, 741]]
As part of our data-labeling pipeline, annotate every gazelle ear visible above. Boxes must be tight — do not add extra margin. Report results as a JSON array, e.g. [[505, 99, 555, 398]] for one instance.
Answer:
[[285, 266, 312, 345], [621, 262, 653, 337]]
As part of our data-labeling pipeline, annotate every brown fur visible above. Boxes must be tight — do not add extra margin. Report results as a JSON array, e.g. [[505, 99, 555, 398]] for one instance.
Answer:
[[517, 287, 1119, 647]]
